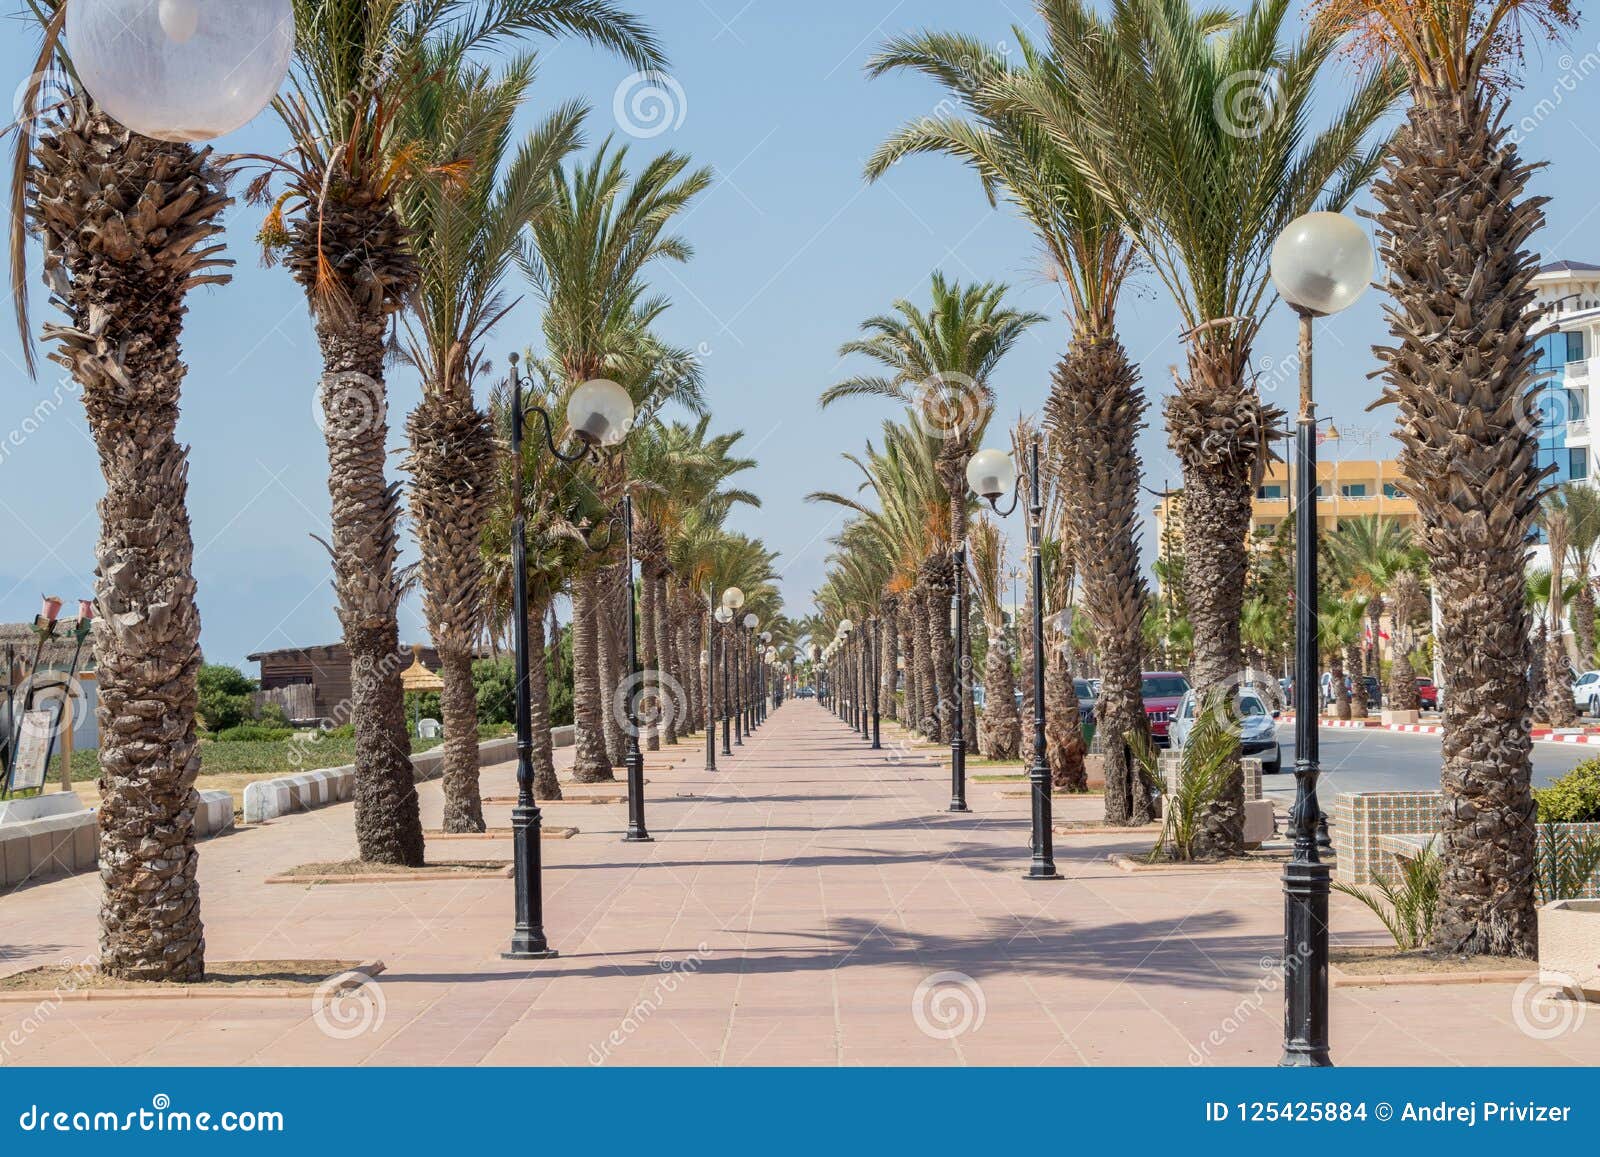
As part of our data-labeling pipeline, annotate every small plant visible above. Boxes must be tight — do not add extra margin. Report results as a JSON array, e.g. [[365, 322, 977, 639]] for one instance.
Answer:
[[1536, 826, 1600, 903], [254, 702, 291, 729], [1333, 840, 1441, 951], [1147, 697, 1236, 862], [1535, 758, 1600, 823], [213, 724, 294, 744]]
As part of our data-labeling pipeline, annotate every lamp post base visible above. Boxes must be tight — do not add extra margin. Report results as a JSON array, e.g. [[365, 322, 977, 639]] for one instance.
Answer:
[[502, 945, 559, 960], [622, 832, 655, 843], [948, 802, 970, 813], [1280, 857, 1333, 1068], [1022, 869, 1063, 882]]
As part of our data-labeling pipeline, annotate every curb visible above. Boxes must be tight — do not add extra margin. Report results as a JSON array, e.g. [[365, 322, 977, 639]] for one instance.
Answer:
[[0, 960, 386, 1003]]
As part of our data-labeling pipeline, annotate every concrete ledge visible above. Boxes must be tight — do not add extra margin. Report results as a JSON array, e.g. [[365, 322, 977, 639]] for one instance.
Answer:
[[0, 793, 86, 826], [195, 789, 235, 838], [0, 808, 96, 889], [243, 734, 525, 824]]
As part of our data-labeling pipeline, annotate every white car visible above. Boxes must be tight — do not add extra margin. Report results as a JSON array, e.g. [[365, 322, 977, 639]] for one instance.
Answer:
[[1168, 688, 1283, 774], [1573, 671, 1600, 716]]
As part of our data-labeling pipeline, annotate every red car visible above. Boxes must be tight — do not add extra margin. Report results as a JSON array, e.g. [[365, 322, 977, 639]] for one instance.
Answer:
[[1142, 672, 1191, 745], [1415, 677, 1438, 710]]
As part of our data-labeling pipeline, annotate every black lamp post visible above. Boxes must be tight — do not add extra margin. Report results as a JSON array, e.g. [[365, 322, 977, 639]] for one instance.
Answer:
[[969, 439, 1061, 881], [949, 542, 969, 813], [716, 605, 734, 755], [621, 492, 651, 844], [703, 617, 716, 772], [1270, 211, 1373, 1067], [502, 356, 636, 958]]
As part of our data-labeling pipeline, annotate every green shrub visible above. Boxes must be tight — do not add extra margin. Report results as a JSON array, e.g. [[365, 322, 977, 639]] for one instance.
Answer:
[[473, 658, 515, 726], [214, 724, 294, 743], [197, 664, 257, 732], [1535, 758, 1600, 823], [405, 690, 441, 724], [1537, 827, 1600, 903], [254, 702, 290, 729], [1334, 840, 1441, 951]]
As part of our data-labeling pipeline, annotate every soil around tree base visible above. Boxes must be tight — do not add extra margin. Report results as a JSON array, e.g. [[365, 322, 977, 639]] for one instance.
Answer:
[[0, 959, 384, 1000], [267, 860, 512, 883], [1329, 946, 1534, 985], [424, 827, 579, 839]]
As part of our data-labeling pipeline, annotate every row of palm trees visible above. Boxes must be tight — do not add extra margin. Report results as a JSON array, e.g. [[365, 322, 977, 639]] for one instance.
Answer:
[[12, 1, 792, 980], [815, 0, 1568, 957]]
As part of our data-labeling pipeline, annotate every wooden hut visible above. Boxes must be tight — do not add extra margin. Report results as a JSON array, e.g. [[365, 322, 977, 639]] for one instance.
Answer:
[[247, 641, 441, 725]]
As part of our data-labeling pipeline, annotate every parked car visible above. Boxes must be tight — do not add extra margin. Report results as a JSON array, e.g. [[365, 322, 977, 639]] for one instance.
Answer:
[[1320, 672, 1381, 709], [1141, 672, 1190, 746], [1414, 677, 1438, 711], [797, 686, 816, 699], [1573, 670, 1600, 716], [1074, 678, 1096, 725], [1169, 688, 1283, 774]]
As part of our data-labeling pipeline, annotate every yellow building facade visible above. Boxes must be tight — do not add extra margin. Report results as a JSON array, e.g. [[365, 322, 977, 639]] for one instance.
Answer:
[[1152, 458, 1420, 545]]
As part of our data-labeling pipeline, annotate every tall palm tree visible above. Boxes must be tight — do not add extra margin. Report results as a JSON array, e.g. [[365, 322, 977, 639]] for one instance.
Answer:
[[251, 0, 662, 864], [1548, 481, 1600, 667], [396, 54, 584, 832], [866, 0, 1153, 824], [1540, 499, 1578, 726], [11, 6, 229, 979], [1385, 567, 1428, 711], [1329, 0, 1576, 955], [822, 276, 1041, 744], [1325, 516, 1420, 692], [520, 142, 710, 780], [1034, 0, 1402, 853], [1319, 596, 1362, 721]]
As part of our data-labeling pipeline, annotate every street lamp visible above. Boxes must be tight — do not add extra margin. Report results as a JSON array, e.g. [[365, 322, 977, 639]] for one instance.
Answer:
[[760, 632, 772, 724], [837, 620, 854, 732], [969, 441, 1061, 880], [501, 359, 635, 958], [1269, 210, 1373, 1068], [70, 0, 294, 143], [702, 635, 716, 773], [716, 603, 735, 754], [620, 490, 651, 845], [743, 613, 759, 734]]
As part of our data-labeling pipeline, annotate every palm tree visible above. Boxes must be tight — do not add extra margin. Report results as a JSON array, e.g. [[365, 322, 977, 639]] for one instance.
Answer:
[[396, 54, 584, 832], [251, 0, 661, 864], [1385, 567, 1428, 711], [1034, 0, 1402, 853], [1548, 482, 1600, 668], [1319, 596, 1362, 721], [969, 517, 1021, 758], [866, 0, 1153, 825], [822, 276, 1042, 744], [1325, 516, 1420, 695], [520, 142, 711, 780], [1331, 0, 1577, 957], [11, 7, 229, 979], [1540, 499, 1578, 727]]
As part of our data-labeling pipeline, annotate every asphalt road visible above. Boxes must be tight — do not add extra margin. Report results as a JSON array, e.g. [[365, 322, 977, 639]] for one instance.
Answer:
[[1258, 724, 1596, 805]]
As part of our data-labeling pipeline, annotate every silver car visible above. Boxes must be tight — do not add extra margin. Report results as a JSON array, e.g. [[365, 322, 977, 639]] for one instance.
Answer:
[[1168, 688, 1283, 774]]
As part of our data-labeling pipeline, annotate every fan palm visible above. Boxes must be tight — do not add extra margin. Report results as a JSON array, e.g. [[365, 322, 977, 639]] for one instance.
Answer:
[[248, 0, 661, 864], [1024, 0, 1402, 851], [10, 4, 229, 980], [396, 53, 585, 832], [1326, 0, 1577, 955]]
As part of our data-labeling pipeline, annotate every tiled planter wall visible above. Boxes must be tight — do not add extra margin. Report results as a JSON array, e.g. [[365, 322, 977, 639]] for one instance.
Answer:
[[1334, 789, 1600, 897]]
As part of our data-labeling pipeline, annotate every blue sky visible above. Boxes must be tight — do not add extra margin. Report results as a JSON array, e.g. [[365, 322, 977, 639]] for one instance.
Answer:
[[2, 1, 1599, 668]]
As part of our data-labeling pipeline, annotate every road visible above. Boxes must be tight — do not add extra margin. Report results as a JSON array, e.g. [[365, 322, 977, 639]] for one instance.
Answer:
[[1257, 724, 1596, 805]]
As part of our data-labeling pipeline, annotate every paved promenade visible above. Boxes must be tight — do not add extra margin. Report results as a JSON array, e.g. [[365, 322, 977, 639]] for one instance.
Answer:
[[2, 702, 1595, 1066]]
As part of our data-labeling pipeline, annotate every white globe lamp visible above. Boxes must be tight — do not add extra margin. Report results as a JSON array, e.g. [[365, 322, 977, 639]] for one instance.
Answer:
[[1270, 212, 1373, 317]]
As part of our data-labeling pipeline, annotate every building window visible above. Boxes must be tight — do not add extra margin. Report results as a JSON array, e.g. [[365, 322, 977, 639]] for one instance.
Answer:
[[1312, 484, 1326, 499], [1573, 448, 1590, 480], [1257, 484, 1283, 500], [1383, 482, 1405, 499], [1340, 483, 1368, 498]]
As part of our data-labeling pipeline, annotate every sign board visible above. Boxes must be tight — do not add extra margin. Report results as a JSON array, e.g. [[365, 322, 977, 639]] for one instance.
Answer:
[[8, 703, 61, 792]]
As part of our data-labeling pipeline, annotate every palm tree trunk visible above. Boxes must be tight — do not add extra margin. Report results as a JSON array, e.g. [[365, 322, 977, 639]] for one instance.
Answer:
[[1575, 579, 1596, 667], [1530, 622, 1549, 718], [915, 582, 943, 741], [979, 631, 1020, 759], [1332, 654, 1350, 720], [1046, 335, 1151, 824], [599, 557, 627, 766], [1348, 644, 1368, 719], [528, 598, 560, 801], [658, 574, 678, 743], [571, 568, 613, 782], [639, 565, 659, 752], [1388, 648, 1419, 711], [880, 595, 899, 722], [1045, 651, 1087, 791], [32, 108, 226, 978], [438, 646, 483, 832], [1165, 349, 1267, 857], [314, 313, 424, 866], [1374, 83, 1542, 956]]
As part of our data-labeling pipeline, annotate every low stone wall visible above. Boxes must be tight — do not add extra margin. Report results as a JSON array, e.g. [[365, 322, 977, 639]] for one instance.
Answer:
[[0, 788, 234, 890], [243, 734, 524, 824], [1335, 789, 1600, 896]]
